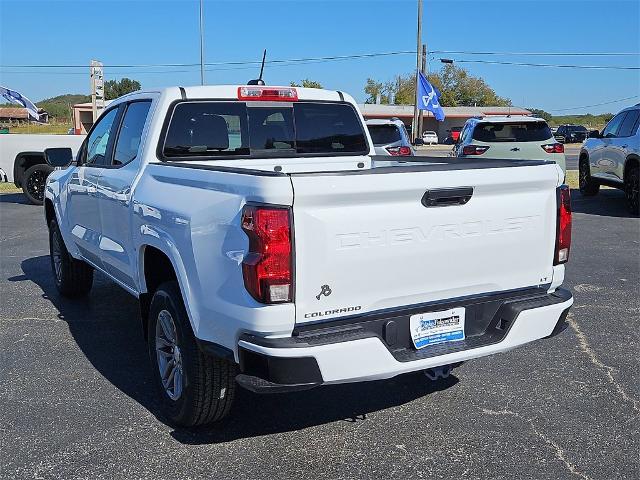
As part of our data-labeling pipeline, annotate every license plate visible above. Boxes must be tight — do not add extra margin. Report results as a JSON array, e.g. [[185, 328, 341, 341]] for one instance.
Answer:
[[410, 307, 465, 349]]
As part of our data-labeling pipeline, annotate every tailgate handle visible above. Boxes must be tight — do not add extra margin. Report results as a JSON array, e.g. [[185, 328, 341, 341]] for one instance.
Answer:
[[422, 187, 473, 207]]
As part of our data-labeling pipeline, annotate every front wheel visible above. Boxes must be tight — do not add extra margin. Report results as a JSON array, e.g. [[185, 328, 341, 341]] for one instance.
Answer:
[[579, 159, 600, 196], [22, 164, 53, 205], [148, 281, 238, 427], [625, 165, 639, 215]]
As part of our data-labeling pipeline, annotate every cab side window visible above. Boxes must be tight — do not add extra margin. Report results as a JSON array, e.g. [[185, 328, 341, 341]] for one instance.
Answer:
[[602, 112, 627, 138], [112, 101, 152, 166], [84, 108, 120, 166]]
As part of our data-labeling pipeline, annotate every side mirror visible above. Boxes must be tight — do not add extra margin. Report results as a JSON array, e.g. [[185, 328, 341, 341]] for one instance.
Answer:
[[589, 130, 600, 139], [44, 148, 73, 167]]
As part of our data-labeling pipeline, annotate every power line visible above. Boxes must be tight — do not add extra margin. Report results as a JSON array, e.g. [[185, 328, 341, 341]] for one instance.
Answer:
[[448, 59, 640, 70], [432, 50, 640, 57], [549, 95, 640, 112]]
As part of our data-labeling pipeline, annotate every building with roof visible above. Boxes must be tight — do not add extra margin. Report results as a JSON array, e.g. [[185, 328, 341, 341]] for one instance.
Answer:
[[72, 100, 113, 134], [0, 107, 49, 124], [358, 104, 531, 141]]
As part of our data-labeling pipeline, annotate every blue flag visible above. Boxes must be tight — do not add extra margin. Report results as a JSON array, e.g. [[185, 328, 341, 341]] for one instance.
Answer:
[[416, 71, 445, 121], [0, 85, 40, 121]]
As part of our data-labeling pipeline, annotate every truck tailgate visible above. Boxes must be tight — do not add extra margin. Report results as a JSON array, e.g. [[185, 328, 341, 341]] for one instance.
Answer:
[[290, 162, 561, 325]]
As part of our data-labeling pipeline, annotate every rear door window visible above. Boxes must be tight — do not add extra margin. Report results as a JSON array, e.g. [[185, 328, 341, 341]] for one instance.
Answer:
[[472, 121, 552, 142], [367, 125, 401, 145], [112, 101, 152, 166]]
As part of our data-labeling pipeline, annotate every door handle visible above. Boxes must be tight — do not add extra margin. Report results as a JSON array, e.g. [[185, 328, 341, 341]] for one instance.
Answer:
[[422, 187, 474, 207]]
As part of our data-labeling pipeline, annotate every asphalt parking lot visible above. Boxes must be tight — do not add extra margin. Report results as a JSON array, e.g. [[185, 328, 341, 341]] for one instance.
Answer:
[[1, 187, 638, 480]]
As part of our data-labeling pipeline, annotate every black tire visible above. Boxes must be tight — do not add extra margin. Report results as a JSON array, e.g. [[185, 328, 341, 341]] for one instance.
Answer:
[[49, 220, 94, 297], [625, 165, 639, 215], [148, 281, 237, 427], [22, 164, 53, 205], [579, 158, 600, 196]]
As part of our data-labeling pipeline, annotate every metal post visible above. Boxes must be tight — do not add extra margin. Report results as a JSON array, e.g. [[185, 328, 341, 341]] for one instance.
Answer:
[[412, 0, 423, 142], [418, 43, 427, 137], [199, 0, 205, 85]]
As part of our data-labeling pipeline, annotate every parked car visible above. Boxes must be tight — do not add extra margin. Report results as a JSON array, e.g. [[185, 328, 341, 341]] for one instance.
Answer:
[[422, 130, 439, 145], [579, 104, 640, 214], [44, 85, 573, 427], [452, 116, 566, 174], [366, 118, 414, 156], [0, 133, 85, 204], [555, 124, 588, 144], [443, 126, 462, 144]]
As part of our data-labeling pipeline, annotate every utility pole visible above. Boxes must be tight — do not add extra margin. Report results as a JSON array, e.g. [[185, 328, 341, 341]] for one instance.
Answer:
[[418, 43, 427, 137], [412, 0, 423, 142], [199, 0, 205, 85]]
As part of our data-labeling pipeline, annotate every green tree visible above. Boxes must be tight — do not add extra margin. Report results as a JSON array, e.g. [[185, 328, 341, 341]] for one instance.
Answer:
[[527, 108, 552, 121], [290, 79, 323, 89], [364, 65, 511, 107], [104, 78, 141, 100]]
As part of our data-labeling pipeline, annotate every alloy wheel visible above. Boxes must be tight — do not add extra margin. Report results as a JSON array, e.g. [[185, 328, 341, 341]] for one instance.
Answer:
[[155, 309, 183, 401]]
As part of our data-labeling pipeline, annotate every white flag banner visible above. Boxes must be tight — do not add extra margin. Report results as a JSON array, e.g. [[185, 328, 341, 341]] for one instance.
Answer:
[[0, 85, 40, 121]]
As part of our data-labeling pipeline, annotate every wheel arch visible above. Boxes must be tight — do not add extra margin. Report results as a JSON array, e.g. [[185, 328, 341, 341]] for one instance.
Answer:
[[12, 151, 46, 188], [138, 243, 197, 341]]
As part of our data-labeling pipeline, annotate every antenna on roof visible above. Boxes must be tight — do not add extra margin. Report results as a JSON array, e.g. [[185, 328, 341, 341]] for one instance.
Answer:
[[248, 49, 267, 85]]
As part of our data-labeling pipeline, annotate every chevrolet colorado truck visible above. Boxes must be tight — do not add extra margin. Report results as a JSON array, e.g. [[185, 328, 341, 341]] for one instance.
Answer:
[[43, 85, 574, 427]]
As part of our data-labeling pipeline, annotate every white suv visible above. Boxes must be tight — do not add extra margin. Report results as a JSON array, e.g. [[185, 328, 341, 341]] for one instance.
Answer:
[[366, 118, 415, 156], [579, 104, 640, 214], [453, 116, 566, 174]]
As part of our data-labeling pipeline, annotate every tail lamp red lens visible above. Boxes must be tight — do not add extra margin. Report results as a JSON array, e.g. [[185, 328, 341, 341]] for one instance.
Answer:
[[237, 86, 298, 102], [462, 145, 490, 156], [542, 143, 564, 154], [386, 146, 412, 156], [241, 205, 292, 303], [554, 185, 572, 265]]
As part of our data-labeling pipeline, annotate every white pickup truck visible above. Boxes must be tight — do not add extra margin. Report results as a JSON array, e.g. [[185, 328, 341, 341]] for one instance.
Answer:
[[0, 133, 85, 204], [44, 85, 573, 427]]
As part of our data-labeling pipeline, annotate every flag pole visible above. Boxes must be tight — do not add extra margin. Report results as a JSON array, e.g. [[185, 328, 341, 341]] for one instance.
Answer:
[[412, 0, 423, 143], [419, 43, 427, 138]]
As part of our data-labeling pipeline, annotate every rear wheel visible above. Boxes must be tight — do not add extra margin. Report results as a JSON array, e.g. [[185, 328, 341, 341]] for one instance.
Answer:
[[579, 158, 600, 196], [148, 281, 237, 427], [625, 165, 639, 215], [49, 220, 94, 297], [22, 164, 52, 205]]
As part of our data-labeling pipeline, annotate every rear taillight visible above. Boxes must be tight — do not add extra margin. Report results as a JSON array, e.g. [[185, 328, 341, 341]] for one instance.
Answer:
[[554, 185, 572, 265], [462, 145, 490, 156], [237, 86, 298, 102], [241, 205, 292, 303], [542, 143, 564, 154], [386, 146, 412, 156]]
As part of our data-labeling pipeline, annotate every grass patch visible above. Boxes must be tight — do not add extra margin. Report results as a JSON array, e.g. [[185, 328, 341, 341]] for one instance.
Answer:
[[4, 123, 72, 135], [565, 170, 578, 189], [0, 182, 21, 194]]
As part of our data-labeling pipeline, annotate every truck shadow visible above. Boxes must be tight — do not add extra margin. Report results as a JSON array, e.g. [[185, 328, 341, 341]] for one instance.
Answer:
[[19, 255, 458, 443], [571, 188, 636, 218], [0, 193, 29, 204]]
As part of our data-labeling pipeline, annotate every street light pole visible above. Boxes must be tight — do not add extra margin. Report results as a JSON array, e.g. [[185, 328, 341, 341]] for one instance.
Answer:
[[199, 0, 205, 85], [412, 0, 423, 142]]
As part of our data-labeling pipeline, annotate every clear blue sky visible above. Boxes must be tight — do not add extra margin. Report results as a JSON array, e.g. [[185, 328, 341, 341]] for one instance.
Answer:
[[1, 0, 638, 113]]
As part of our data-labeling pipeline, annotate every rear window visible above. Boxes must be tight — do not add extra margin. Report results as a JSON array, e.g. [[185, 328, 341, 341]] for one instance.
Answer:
[[367, 125, 401, 145], [472, 121, 552, 143], [162, 101, 368, 158]]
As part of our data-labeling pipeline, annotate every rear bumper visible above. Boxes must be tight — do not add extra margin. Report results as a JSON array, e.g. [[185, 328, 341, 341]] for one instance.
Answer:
[[236, 288, 573, 393]]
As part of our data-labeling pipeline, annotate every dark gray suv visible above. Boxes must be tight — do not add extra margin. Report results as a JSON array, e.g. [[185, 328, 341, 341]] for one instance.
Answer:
[[579, 104, 640, 214]]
